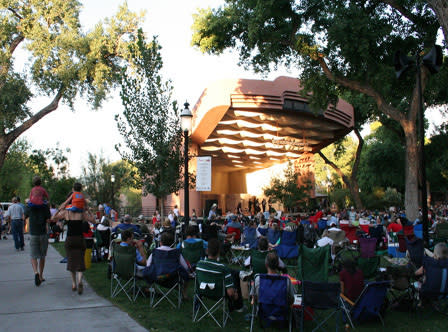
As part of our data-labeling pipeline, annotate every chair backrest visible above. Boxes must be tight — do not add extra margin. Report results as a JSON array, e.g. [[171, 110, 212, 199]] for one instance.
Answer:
[[98, 229, 111, 247], [397, 234, 407, 253], [350, 281, 390, 322], [405, 237, 424, 269], [267, 228, 280, 245], [357, 256, 380, 279], [298, 245, 330, 282], [242, 227, 258, 249], [359, 238, 377, 258], [258, 274, 289, 327], [421, 257, 448, 299], [257, 226, 268, 237], [195, 263, 226, 299], [112, 244, 136, 279], [227, 226, 241, 242], [302, 280, 340, 309], [152, 248, 181, 276], [435, 223, 448, 239], [181, 240, 204, 266], [280, 230, 297, 246], [251, 250, 268, 274]]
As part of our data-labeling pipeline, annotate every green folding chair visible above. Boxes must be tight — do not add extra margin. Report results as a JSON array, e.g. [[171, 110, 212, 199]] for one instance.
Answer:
[[181, 240, 205, 268], [298, 244, 330, 282], [193, 266, 230, 328], [110, 243, 145, 302], [250, 250, 268, 274]]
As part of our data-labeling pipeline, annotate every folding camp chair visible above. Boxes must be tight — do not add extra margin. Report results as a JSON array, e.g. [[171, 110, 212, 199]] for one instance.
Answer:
[[298, 244, 330, 282], [388, 232, 406, 258], [359, 238, 377, 258], [250, 250, 268, 275], [301, 281, 344, 332], [357, 256, 381, 279], [241, 226, 258, 249], [181, 240, 205, 269], [341, 281, 390, 327], [406, 236, 425, 270], [276, 230, 299, 260], [148, 249, 183, 309], [250, 274, 292, 332], [193, 266, 230, 328], [419, 256, 448, 316], [110, 243, 146, 302], [386, 264, 417, 311]]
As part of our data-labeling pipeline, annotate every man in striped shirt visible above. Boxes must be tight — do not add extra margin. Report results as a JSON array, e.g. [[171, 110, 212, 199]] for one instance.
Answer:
[[196, 238, 244, 311]]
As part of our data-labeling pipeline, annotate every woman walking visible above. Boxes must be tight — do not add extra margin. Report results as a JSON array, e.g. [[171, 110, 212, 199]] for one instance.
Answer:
[[52, 187, 94, 294]]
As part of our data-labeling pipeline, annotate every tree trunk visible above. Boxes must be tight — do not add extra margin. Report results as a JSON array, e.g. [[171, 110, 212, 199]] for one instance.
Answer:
[[159, 197, 165, 220], [401, 119, 419, 221]]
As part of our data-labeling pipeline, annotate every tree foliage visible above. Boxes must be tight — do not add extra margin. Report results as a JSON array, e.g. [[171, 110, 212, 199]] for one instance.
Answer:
[[263, 161, 311, 212], [0, 1, 144, 170], [81, 153, 139, 209], [0, 139, 74, 203], [191, 0, 448, 220], [426, 122, 448, 193], [116, 30, 183, 214]]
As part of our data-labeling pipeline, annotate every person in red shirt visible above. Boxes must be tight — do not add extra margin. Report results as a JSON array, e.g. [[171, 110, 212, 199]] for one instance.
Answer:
[[340, 258, 364, 302], [387, 217, 403, 233], [28, 176, 49, 208]]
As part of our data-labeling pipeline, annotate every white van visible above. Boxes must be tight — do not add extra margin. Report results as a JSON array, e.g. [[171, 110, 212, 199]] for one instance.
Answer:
[[0, 202, 12, 212]]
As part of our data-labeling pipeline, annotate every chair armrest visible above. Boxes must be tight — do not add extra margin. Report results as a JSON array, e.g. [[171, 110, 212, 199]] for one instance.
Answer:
[[340, 293, 355, 306]]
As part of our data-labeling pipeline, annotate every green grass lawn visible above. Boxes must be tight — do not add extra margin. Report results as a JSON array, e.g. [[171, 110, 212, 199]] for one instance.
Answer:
[[52, 243, 447, 331]]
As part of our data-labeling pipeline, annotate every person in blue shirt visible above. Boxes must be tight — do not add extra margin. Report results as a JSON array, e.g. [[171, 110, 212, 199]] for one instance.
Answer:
[[112, 214, 141, 235], [177, 225, 207, 250]]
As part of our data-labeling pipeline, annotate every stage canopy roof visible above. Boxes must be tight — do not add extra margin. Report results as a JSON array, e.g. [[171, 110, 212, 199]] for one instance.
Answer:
[[190, 76, 354, 172]]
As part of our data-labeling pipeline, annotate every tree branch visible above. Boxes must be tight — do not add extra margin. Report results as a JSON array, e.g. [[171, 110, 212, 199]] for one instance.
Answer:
[[350, 128, 364, 183], [316, 57, 406, 123], [9, 34, 24, 55], [5, 86, 65, 147], [379, 0, 420, 24], [318, 151, 350, 188], [7, 7, 23, 20]]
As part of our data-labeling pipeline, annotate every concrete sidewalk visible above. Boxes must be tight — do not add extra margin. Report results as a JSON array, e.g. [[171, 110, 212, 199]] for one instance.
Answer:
[[0, 235, 148, 332]]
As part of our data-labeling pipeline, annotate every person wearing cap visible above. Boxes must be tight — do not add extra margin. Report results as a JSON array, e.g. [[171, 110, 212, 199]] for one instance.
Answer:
[[136, 215, 150, 234], [112, 214, 141, 235], [208, 203, 218, 220]]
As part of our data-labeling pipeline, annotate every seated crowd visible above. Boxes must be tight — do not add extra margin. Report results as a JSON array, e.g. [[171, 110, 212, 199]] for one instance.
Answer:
[[93, 204, 448, 327]]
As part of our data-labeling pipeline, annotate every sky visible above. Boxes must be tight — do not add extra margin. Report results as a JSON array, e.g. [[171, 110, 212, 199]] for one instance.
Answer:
[[21, 0, 297, 177], [21, 0, 446, 178]]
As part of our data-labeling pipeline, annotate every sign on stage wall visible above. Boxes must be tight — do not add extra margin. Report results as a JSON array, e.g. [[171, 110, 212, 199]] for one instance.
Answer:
[[196, 156, 212, 191]]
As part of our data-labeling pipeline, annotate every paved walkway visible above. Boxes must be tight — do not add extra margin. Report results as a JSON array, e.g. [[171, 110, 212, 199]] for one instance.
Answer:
[[0, 234, 148, 332]]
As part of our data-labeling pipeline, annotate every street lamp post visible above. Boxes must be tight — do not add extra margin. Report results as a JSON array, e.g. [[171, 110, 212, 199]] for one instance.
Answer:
[[111, 174, 115, 209], [180, 101, 193, 226]]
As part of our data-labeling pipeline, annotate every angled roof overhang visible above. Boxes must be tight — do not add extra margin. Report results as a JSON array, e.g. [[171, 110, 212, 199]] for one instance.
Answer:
[[190, 76, 354, 172]]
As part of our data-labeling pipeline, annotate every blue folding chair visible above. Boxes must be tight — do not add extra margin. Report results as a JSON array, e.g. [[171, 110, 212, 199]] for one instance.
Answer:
[[242, 226, 258, 249], [267, 228, 280, 246], [250, 274, 292, 332], [406, 237, 425, 269], [342, 281, 390, 327], [420, 256, 448, 315], [275, 230, 299, 259]]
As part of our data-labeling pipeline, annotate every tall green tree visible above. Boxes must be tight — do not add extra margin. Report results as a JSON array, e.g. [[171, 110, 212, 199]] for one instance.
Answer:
[[116, 30, 183, 217], [426, 122, 448, 194], [81, 153, 139, 209], [191, 0, 448, 220], [0, 1, 144, 171], [263, 161, 311, 212]]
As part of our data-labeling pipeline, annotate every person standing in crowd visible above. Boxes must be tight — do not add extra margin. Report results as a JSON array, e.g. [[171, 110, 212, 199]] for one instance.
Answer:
[[25, 188, 51, 286], [52, 204, 95, 294], [6, 197, 25, 251]]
